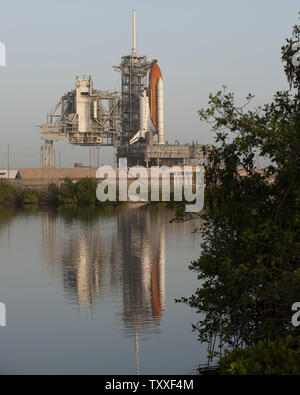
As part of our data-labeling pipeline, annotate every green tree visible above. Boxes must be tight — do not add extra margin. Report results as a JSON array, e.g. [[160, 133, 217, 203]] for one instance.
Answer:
[[57, 178, 78, 205], [219, 336, 300, 375], [0, 181, 15, 203], [76, 178, 98, 205], [45, 183, 59, 205], [21, 189, 40, 205], [179, 19, 300, 356], [281, 16, 300, 90]]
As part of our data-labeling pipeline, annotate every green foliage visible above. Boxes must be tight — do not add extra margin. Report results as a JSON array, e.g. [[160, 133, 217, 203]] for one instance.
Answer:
[[182, 88, 300, 349], [57, 178, 78, 205], [76, 178, 97, 205], [219, 336, 300, 375], [39, 183, 59, 205], [179, 20, 300, 354], [21, 189, 40, 205], [57, 177, 99, 206], [0, 181, 15, 203], [0, 178, 123, 208], [46, 183, 59, 205]]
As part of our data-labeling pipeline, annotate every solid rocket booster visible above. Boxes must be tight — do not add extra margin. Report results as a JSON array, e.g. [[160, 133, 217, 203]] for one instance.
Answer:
[[157, 78, 164, 145], [131, 62, 165, 145]]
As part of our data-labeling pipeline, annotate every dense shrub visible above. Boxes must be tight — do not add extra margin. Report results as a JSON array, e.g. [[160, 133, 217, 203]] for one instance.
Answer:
[[219, 336, 300, 375], [44, 183, 59, 205], [177, 19, 300, 369], [0, 181, 15, 203], [0, 178, 116, 207], [21, 189, 40, 205], [179, 88, 300, 349], [57, 178, 78, 205], [57, 177, 98, 206], [76, 178, 97, 205]]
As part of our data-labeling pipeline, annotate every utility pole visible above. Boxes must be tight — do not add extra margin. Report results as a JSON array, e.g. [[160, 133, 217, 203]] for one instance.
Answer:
[[7, 144, 10, 181], [41, 146, 44, 184], [40, 146, 44, 169], [89, 147, 92, 177], [97, 147, 100, 168], [54, 149, 56, 180]]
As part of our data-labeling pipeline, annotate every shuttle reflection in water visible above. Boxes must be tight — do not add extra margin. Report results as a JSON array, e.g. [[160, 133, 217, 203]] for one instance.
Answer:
[[0, 206, 202, 374], [41, 206, 167, 334]]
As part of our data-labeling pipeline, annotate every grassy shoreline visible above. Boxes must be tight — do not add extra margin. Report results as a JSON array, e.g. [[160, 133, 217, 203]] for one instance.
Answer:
[[0, 178, 183, 209]]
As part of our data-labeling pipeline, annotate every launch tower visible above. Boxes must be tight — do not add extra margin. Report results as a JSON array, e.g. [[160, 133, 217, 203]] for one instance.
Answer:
[[39, 10, 209, 168], [113, 10, 155, 145]]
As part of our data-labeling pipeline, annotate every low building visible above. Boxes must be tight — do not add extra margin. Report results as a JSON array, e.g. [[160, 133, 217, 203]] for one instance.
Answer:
[[0, 170, 21, 180]]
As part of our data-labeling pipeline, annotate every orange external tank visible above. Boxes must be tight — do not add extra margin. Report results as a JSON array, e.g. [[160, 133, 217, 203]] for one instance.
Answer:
[[149, 63, 162, 131]]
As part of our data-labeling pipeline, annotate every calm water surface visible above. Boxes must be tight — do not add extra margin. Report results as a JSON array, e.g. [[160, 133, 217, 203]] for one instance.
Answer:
[[0, 205, 207, 375]]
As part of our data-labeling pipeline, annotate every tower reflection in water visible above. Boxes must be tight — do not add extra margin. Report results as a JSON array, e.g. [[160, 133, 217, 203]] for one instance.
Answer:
[[41, 206, 167, 334]]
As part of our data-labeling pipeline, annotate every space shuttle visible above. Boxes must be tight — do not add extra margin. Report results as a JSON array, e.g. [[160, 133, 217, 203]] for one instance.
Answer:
[[130, 61, 165, 145]]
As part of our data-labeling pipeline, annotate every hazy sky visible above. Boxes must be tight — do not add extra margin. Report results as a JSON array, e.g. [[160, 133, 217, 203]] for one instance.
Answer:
[[0, 0, 299, 168]]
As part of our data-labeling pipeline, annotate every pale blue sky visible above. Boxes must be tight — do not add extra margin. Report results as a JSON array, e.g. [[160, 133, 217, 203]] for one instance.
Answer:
[[0, 0, 299, 167]]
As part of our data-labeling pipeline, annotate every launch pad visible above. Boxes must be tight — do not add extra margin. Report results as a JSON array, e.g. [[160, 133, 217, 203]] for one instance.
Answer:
[[117, 141, 207, 167], [40, 11, 210, 168]]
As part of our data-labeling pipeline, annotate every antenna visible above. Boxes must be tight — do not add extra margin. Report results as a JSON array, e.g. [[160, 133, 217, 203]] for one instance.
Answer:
[[132, 10, 136, 54]]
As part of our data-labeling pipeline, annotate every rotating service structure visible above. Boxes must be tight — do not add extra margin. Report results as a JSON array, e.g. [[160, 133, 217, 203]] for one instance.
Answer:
[[40, 76, 122, 147], [39, 10, 210, 168]]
